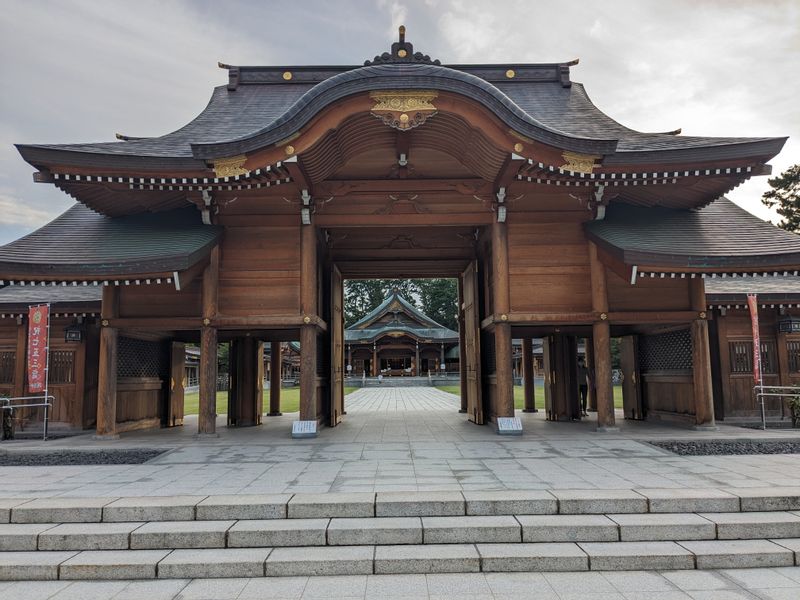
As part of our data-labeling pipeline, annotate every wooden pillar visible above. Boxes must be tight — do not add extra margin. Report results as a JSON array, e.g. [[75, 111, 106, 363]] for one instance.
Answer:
[[522, 338, 537, 412], [690, 277, 715, 428], [268, 341, 282, 415], [299, 223, 318, 422], [199, 246, 219, 435], [415, 343, 421, 378], [585, 339, 596, 412], [492, 218, 514, 419], [777, 331, 790, 419], [96, 285, 119, 438], [457, 278, 467, 412], [589, 242, 615, 430], [372, 344, 378, 376]]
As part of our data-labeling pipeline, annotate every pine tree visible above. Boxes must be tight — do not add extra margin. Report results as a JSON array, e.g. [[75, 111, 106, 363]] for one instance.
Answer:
[[762, 164, 800, 232]]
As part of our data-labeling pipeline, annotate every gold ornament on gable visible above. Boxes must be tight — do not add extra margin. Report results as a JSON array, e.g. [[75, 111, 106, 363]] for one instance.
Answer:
[[212, 155, 248, 178], [560, 151, 601, 174], [370, 90, 438, 131]]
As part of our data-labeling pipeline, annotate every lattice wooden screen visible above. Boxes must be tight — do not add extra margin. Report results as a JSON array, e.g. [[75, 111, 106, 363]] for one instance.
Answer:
[[49, 351, 75, 384], [728, 340, 778, 375], [638, 329, 692, 372], [117, 336, 168, 379], [0, 351, 14, 384]]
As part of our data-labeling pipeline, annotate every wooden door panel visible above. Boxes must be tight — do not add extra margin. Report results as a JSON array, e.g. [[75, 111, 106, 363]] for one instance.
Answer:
[[620, 336, 644, 419], [168, 342, 185, 427], [331, 265, 344, 426], [463, 261, 483, 424]]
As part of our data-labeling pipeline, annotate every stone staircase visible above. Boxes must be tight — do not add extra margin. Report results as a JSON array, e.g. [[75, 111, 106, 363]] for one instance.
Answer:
[[1, 488, 800, 580]]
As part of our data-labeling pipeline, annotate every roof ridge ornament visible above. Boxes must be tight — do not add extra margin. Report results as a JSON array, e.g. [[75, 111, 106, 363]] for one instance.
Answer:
[[364, 25, 441, 66]]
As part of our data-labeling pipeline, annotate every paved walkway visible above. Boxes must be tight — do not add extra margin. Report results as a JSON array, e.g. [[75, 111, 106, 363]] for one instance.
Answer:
[[2, 387, 800, 498], [3, 568, 800, 599]]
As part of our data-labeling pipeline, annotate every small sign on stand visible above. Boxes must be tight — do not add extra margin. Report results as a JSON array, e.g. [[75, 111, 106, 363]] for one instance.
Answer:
[[496, 416, 523, 436], [292, 420, 318, 439]]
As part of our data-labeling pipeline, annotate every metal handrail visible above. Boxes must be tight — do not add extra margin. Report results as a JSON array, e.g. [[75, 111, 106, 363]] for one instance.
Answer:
[[753, 385, 798, 431], [1, 395, 56, 441]]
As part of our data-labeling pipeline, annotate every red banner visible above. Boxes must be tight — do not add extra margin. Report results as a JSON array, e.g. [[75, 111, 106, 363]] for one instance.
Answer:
[[27, 304, 49, 394], [747, 293, 761, 386]]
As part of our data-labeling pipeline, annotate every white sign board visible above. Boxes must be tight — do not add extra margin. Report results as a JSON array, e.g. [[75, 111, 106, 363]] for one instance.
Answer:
[[496, 417, 523, 436], [292, 420, 318, 439]]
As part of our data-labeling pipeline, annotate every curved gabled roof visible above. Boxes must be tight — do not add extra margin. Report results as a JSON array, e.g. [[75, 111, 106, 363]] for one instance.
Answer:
[[16, 56, 785, 169], [346, 290, 458, 343]]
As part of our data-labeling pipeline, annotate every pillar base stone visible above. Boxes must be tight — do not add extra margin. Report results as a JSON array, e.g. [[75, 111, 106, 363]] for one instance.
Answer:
[[693, 424, 718, 431], [266, 412, 283, 417], [595, 426, 619, 433], [523, 409, 538, 413], [92, 433, 120, 441], [193, 432, 220, 439]]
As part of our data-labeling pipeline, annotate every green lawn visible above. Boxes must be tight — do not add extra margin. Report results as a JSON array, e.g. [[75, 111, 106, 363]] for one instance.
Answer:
[[183, 387, 358, 415], [435, 384, 624, 410]]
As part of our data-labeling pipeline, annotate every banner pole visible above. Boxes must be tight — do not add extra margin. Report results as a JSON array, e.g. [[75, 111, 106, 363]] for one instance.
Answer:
[[747, 293, 765, 430]]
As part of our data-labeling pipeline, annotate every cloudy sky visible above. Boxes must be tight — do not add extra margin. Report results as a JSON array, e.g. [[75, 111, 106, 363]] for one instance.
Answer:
[[0, 0, 797, 244]]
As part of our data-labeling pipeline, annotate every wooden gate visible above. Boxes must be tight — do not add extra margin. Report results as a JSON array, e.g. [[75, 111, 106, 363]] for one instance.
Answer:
[[330, 265, 344, 426], [462, 261, 483, 424], [620, 335, 644, 419], [167, 341, 185, 427]]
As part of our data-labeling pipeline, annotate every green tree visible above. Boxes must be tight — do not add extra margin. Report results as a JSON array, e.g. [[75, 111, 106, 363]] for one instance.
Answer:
[[761, 163, 800, 232], [416, 278, 458, 330]]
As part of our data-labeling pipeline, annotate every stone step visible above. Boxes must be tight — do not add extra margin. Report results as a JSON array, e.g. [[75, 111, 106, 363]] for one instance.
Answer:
[[0, 539, 798, 580], [4, 512, 800, 552], [4, 488, 800, 524]]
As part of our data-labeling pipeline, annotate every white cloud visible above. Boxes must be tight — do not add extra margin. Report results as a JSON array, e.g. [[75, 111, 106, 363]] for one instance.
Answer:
[[0, 190, 57, 227]]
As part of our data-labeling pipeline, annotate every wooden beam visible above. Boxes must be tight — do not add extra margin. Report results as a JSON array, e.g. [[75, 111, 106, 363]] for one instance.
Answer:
[[690, 277, 715, 428], [198, 245, 219, 435], [268, 341, 282, 416], [589, 241, 615, 430], [96, 285, 119, 438]]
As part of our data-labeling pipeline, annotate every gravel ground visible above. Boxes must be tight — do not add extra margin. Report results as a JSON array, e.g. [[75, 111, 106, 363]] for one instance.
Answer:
[[0, 448, 168, 466], [650, 439, 800, 456]]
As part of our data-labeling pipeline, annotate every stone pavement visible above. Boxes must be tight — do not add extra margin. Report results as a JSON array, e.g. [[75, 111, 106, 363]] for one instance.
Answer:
[[3, 568, 800, 599], [1, 387, 800, 498]]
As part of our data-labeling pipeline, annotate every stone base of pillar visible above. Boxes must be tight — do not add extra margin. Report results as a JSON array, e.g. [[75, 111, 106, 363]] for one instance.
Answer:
[[692, 424, 718, 431], [193, 432, 220, 439], [523, 408, 538, 413], [267, 412, 283, 417], [595, 425, 620, 433], [91, 433, 120, 441]]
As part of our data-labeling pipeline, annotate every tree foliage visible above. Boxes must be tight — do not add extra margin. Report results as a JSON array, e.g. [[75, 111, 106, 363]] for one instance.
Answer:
[[761, 163, 800, 232], [344, 278, 458, 330]]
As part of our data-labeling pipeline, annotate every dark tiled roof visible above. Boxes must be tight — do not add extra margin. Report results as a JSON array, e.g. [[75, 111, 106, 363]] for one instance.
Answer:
[[0, 285, 102, 307], [0, 204, 222, 277], [17, 63, 783, 167], [585, 198, 800, 269]]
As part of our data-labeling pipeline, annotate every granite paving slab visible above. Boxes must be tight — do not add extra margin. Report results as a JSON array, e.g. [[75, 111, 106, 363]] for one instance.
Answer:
[[376, 491, 464, 516], [11, 497, 114, 524], [678, 540, 795, 569], [195, 494, 291, 520], [608, 513, 716, 541], [636, 488, 740, 513], [287, 493, 374, 518], [422, 515, 520, 543], [265, 545, 373, 576], [59, 549, 170, 580], [157, 548, 271, 579], [551, 489, 648, 514], [227, 518, 328, 547], [327, 517, 422, 545], [0, 523, 58, 551], [0, 551, 77, 580], [516, 514, 619, 542], [477, 542, 588, 572], [579, 541, 695, 570], [462, 490, 557, 515], [39, 522, 142, 551], [130, 520, 234, 549], [373, 543, 480, 574]]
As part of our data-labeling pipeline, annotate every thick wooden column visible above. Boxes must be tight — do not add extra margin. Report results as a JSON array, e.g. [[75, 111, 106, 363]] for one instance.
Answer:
[[690, 277, 715, 428], [96, 285, 119, 438], [457, 279, 468, 413], [199, 246, 219, 435], [522, 338, 537, 412], [491, 219, 514, 419], [299, 223, 318, 422], [589, 242, 616, 430], [268, 341, 282, 416], [372, 345, 378, 376], [415, 343, 421, 378]]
